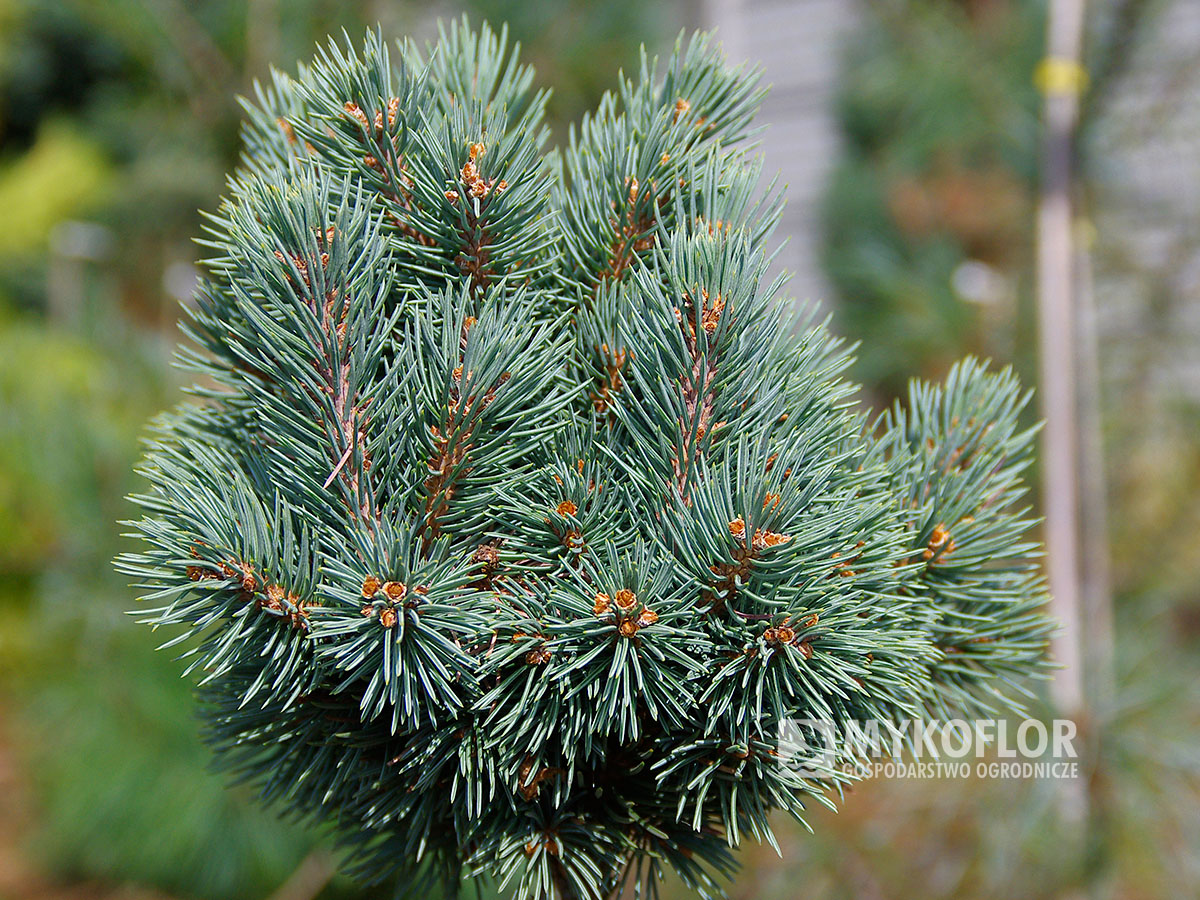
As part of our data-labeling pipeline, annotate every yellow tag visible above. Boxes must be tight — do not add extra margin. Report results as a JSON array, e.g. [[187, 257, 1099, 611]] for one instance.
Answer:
[[1035, 57, 1089, 96]]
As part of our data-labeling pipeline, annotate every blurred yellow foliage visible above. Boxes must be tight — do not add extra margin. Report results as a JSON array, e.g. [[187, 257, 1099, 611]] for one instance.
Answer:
[[0, 121, 111, 257]]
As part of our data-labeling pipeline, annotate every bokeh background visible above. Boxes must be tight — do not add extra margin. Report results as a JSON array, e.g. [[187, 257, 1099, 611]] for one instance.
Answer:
[[1, 1, 1197, 898]]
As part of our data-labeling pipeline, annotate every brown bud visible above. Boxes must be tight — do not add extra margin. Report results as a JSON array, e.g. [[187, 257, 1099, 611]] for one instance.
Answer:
[[472, 544, 501, 569], [239, 566, 258, 595], [343, 102, 369, 130], [929, 523, 950, 549]]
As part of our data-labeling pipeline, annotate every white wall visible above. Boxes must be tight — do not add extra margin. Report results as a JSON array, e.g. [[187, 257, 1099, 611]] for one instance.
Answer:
[[698, 0, 861, 309]]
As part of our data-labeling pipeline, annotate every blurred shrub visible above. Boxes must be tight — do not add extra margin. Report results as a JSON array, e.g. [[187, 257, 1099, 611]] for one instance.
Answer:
[[0, 122, 111, 258], [0, 311, 153, 625], [22, 628, 317, 899], [820, 0, 1043, 398]]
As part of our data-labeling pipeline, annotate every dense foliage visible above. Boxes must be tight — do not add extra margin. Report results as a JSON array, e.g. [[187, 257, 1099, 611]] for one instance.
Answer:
[[120, 22, 1052, 900]]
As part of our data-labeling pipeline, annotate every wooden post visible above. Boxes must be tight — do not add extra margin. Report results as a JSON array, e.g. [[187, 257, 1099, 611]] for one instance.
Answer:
[[1037, 3, 1091, 847], [1036, 0, 1088, 722]]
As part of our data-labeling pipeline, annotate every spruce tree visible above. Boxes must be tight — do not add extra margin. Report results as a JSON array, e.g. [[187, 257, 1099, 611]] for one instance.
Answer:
[[120, 21, 1053, 900]]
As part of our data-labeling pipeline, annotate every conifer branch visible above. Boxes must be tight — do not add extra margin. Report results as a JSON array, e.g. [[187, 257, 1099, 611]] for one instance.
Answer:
[[119, 20, 1053, 900]]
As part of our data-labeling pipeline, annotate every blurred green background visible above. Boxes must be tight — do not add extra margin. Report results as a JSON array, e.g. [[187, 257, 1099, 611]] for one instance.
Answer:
[[1, 1, 1197, 899]]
